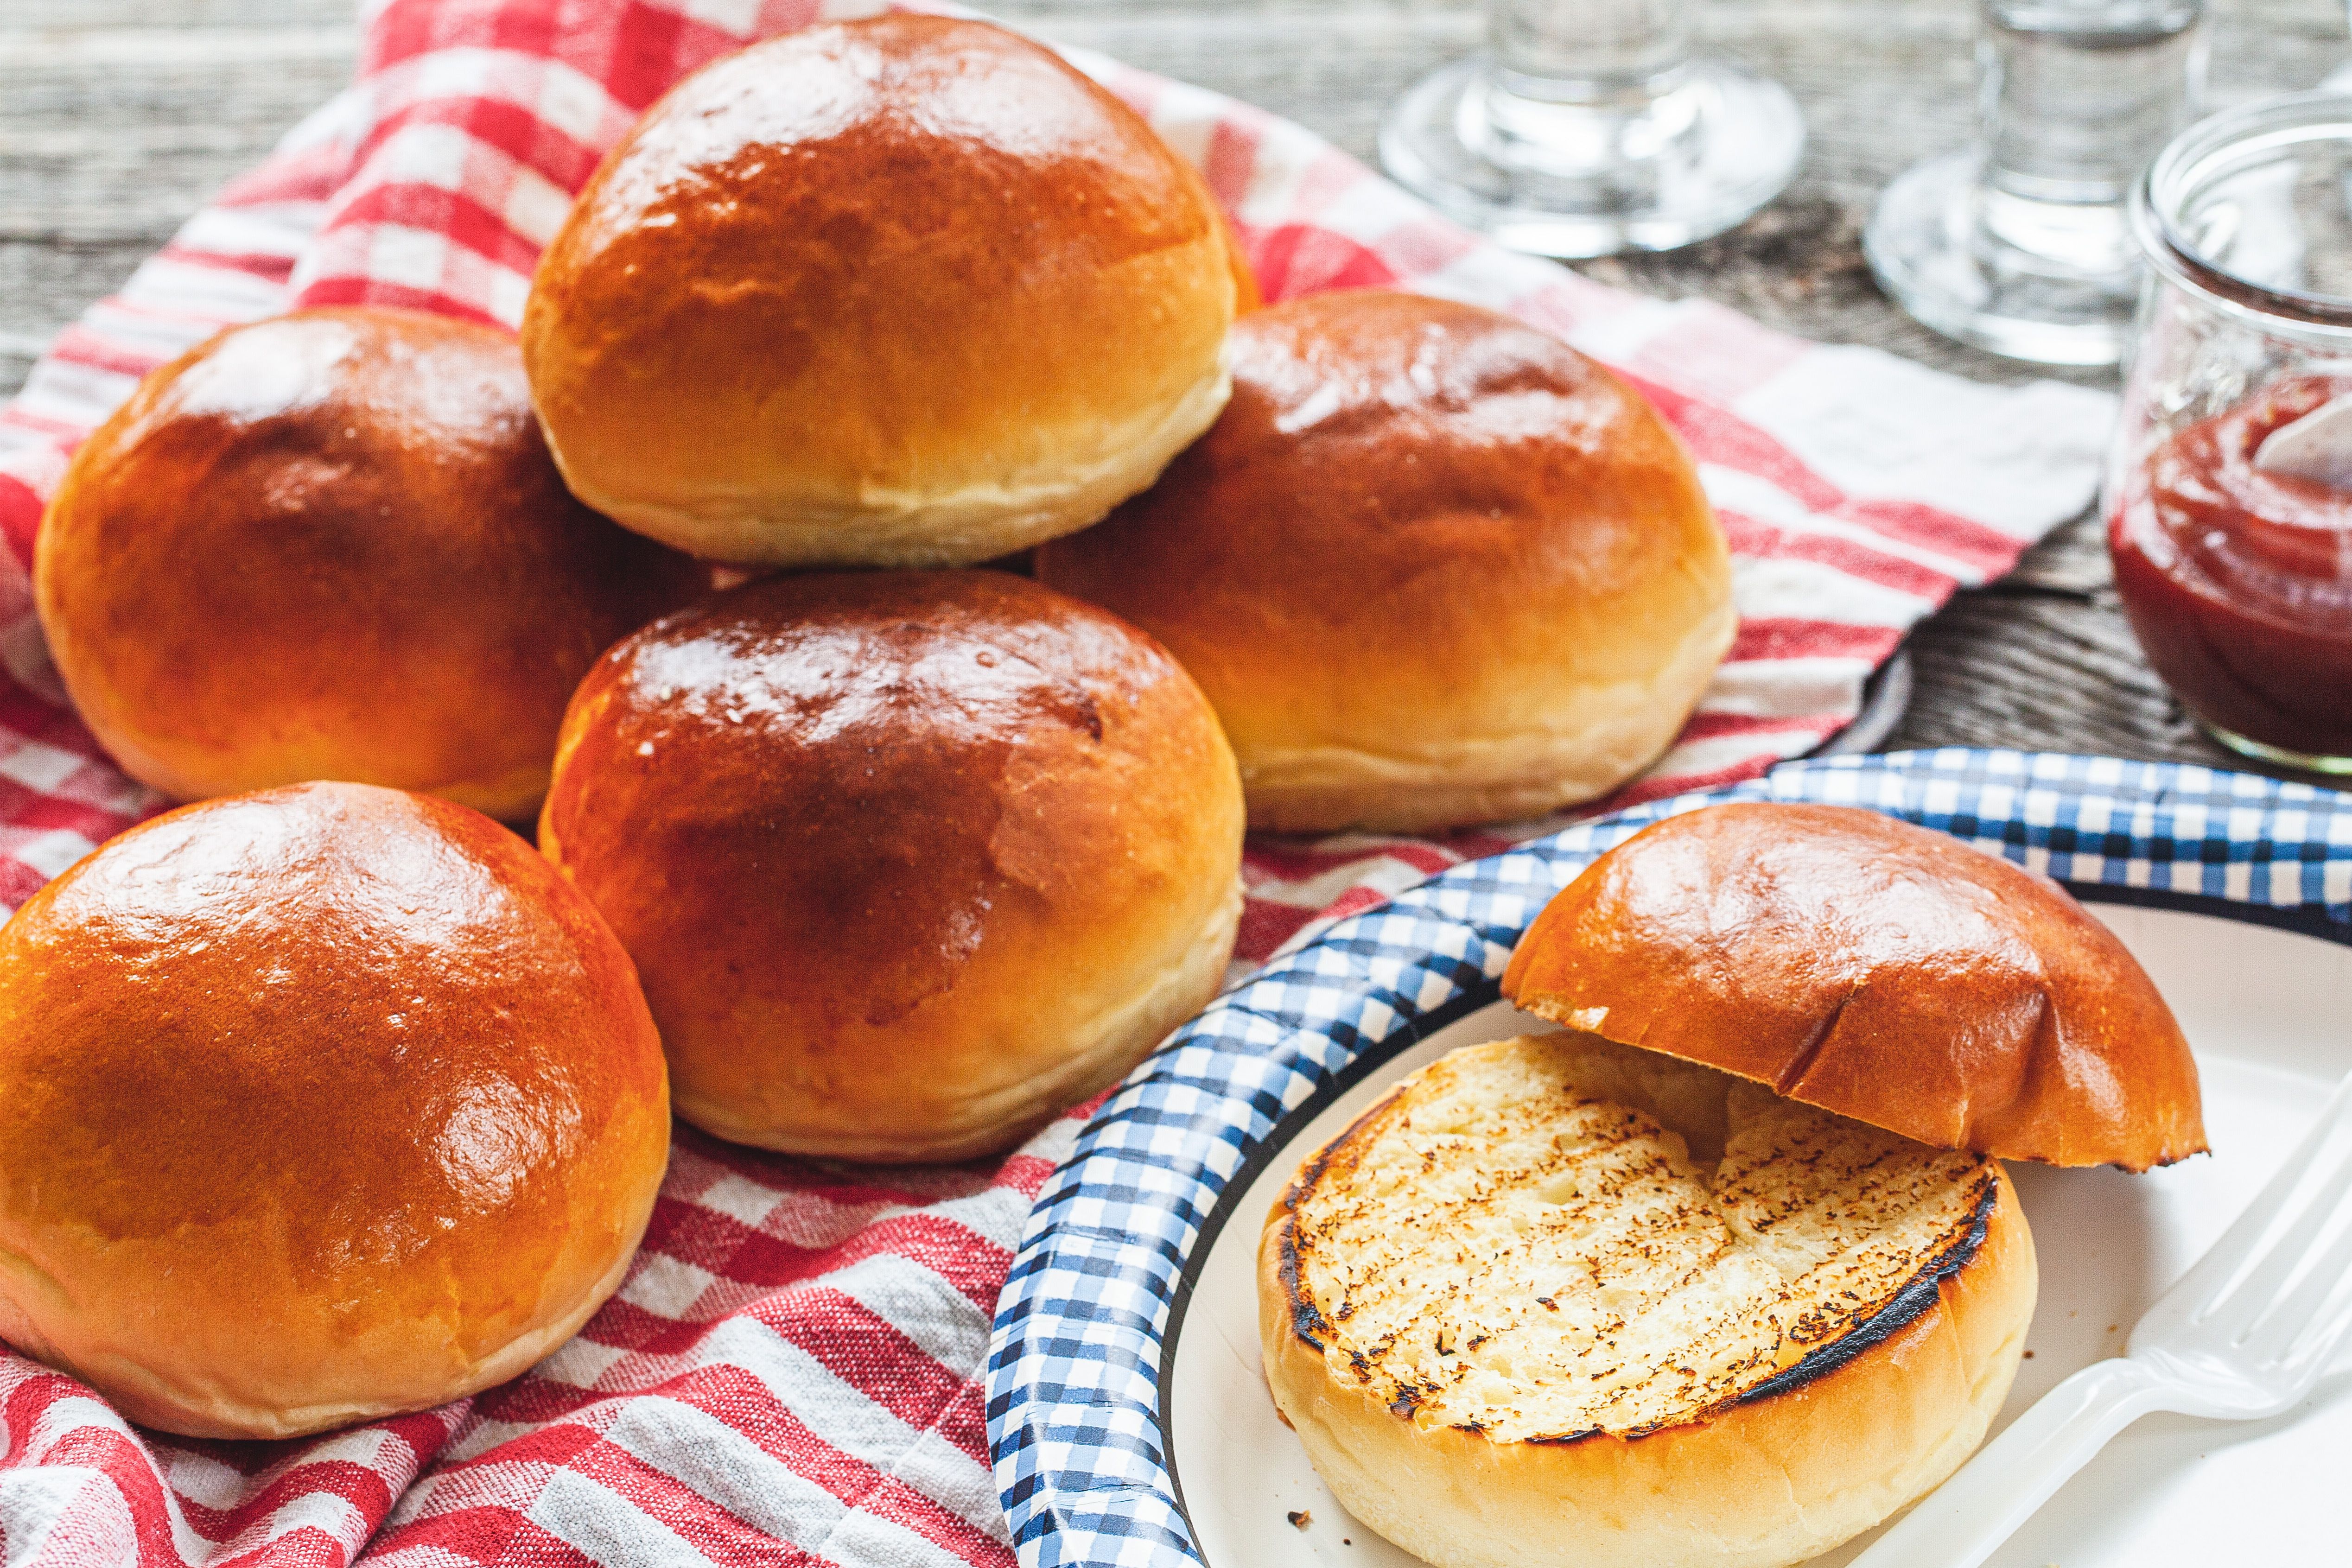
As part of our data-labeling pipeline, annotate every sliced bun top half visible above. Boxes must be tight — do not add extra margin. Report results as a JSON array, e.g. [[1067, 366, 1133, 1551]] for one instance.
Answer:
[[1501, 802, 2206, 1171]]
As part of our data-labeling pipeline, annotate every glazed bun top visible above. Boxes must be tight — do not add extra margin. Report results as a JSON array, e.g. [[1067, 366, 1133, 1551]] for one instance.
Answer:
[[34, 306, 703, 818], [1502, 803, 2206, 1171], [1033, 289, 1730, 829], [522, 14, 1237, 568], [539, 569, 1246, 1162], [0, 782, 670, 1436]]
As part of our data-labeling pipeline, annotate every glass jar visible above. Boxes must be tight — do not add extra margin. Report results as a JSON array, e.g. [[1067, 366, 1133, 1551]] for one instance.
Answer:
[[2108, 92, 2352, 772]]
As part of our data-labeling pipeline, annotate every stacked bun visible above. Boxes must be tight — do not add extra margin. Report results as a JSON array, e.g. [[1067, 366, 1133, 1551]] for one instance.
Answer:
[[36, 307, 704, 821], [539, 571, 1245, 1162], [1039, 290, 1735, 832], [523, 13, 1241, 568], [1261, 804, 2206, 1568], [7, 6, 1758, 1444]]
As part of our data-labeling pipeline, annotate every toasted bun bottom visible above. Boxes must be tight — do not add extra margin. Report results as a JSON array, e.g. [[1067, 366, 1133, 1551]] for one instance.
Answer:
[[1259, 1163, 2034, 1568], [670, 875, 1241, 1162], [1239, 597, 1734, 833], [0, 1191, 653, 1441], [543, 324, 1231, 571]]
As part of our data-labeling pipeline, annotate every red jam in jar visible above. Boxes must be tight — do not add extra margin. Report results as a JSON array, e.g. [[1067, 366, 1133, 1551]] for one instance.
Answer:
[[2109, 375, 2352, 764]]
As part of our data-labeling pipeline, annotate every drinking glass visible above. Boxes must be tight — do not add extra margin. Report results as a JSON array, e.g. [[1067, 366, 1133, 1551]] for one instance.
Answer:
[[1378, 0, 1804, 258], [1866, 0, 2207, 365]]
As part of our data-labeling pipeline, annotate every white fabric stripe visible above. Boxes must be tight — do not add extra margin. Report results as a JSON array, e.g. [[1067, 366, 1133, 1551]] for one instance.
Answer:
[[89, 264, 286, 329], [823, 1247, 994, 1373], [14, 1399, 216, 1567], [0, 1465, 110, 1568], [596, 1388, 979, 1568], [0, 742, 86, 794], [1729, 553, 1935, 624], [1698, 657, 1873, 720], [346, 48, 636, 150], [1699, 463, 1982, 581], [1247, 853, 1449, 914], [168, 203, 322, 260], [1733, 347, 2114, 537], [601, 1397, 848, 1552], [652, 1312, 1001, 1542], [7, 362, 141, 430], [10, 831, 98, 880], [1648, 728, 1832, 778], [528, 1467, 716, 1568]]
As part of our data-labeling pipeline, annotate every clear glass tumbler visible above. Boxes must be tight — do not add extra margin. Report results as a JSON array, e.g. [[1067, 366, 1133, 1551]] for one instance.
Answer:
[[1867, 0, 2206, 365], [2106, 93, 2352, 772], [1378, 0, 1804, 258]]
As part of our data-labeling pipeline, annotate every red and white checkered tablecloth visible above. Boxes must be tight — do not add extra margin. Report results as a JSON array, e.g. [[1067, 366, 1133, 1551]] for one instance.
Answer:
[[0, 2, 2115, 1562]]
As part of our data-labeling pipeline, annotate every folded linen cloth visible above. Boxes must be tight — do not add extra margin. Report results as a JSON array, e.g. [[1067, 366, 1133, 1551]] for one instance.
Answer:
[[0, 3, 2115, 1562]]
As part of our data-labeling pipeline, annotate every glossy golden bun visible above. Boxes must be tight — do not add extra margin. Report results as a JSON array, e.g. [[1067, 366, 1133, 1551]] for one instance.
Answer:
[[1036, 289, 1733, 832], [35, 307, 704, 820], [540, 570, 1246, 1162], [1503, 802, 2208, 1170], [0, 782, 671, 1439], [522, 14, 1237, 569]]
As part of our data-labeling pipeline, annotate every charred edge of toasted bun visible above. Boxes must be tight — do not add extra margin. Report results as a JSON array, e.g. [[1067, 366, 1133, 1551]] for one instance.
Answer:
[[1269, 1090, 2003, 1435], [1259, 1142, 2034, 1568], [1033, 289, 1733, 834], [1500, 802, 2207, 1171], [520, 14, 1236, 569]]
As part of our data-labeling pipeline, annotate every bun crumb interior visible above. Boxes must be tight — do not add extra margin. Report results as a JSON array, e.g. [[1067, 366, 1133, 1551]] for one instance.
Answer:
[[1279, 1032, 1996, 1440], [1262, 1030, 2035, 1568]]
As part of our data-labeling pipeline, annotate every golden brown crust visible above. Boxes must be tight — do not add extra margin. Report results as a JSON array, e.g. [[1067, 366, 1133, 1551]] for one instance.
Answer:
[[1501, 803, 2208, 1170], [538, 569, 1246, 1162], [0, 782, 671, 1439], [1035, 289, 1734, 833], [1259, 1073, 2036, 1568], [522, 14, 1235, 568], [34, 307, 705, 820]]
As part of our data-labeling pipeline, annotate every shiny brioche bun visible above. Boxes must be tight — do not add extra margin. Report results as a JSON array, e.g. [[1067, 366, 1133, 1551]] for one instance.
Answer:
[[522, 14, 1237, 569], [0, 782, 670, 1439], [539, 570, 1246, 1162], [1035, 290, 1734, 833], [35, 307, 704, 820], [1502, 802, 2208, 1170]]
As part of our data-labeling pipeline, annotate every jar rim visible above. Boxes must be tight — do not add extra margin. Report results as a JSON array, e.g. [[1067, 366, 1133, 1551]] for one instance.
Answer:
[[2137, 90, 2352, 339]]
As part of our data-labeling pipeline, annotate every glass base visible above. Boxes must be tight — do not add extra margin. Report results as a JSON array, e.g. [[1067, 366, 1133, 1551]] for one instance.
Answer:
[[1377, 57, 1805, 258], [2199, 720, 2352, 777], [1863, 149, 2139, 367]]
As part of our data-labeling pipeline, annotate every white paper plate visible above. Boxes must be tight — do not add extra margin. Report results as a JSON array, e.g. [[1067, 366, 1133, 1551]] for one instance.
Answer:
[[1169, 903, 2352, 1567], [988, 750, 2352, 1568]]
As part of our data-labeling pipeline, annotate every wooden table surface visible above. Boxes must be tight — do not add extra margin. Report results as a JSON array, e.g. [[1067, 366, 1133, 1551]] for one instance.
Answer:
[[6, 0, 2348, 776]]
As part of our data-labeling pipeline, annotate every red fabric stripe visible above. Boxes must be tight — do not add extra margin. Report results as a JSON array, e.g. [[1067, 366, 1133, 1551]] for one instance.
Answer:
[[1234, 897, 1317, 961], [153, 245, 303, 280], [32, 327, 168, 383], [1716, 508, 1958, 602], [637, 1206, 1012, 1315], [1619, 368, 2024, 575], [293, 275, 506, 327], [1675, 711, 1846, 743], [0, 472, 45, 567], [1727, 618, 1905, 664], [367, 1504, 573, 1566], [0, 7, 2070, 1565]]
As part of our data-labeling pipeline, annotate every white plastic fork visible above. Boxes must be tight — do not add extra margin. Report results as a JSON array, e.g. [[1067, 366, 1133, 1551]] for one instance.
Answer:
[[1849, 1068, 2352, 1568]]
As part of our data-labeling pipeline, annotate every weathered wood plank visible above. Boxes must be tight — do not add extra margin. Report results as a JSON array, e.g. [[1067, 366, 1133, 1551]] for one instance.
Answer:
[[4, 0, 2347, 777]]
